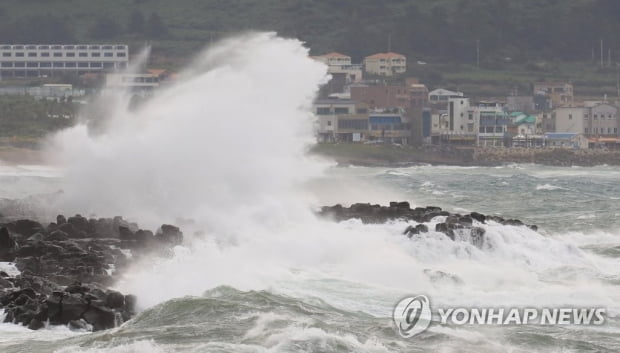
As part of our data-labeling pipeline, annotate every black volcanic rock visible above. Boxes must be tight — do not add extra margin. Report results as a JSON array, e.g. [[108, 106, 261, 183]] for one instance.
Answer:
[[319, 201, 536, 248], [0, 227, 17, 261], [0, 214, 186, 332]]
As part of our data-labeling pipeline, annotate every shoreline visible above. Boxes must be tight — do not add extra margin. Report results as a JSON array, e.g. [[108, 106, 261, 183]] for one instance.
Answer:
[[310, 143, 620, 168], [2, 144, 620, 169]]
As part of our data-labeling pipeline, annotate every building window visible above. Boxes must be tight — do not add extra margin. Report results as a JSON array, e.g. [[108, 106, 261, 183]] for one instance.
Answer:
[[1, 62, 12, 67], [65, 62, 76, 68], [53, 52, 62, 57], [27, 52, 36, 57], [26, 62, 37, 68], [594, 114, 598, 119], [327, 121, 332, 126], [608, 128, 612, 134], [104, 52, 113, 57], [615, 128, 618, 133], [609, 114, 613, 119], [569, 114, 572, 120], [585, 128, 589, 133], [40, 62, 51, 68], [78, 62, 88, 68], [91, 52, 101, 57], [117, 52, 126, 57], [316, 107, 331, 115], [66, 52, 75, 57], [53, 62, 64, 68], [15, 52, 24, 57], [334, 107, 349, 114], [41, 52, 49, 57], [2, 52, 10, 57], [14, 62, 25, 67], [90, 62, 102, 68], [79, 52, 88, 57]]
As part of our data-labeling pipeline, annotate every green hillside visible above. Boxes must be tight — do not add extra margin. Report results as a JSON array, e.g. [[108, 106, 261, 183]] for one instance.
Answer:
[[1, 0, 620, 97]]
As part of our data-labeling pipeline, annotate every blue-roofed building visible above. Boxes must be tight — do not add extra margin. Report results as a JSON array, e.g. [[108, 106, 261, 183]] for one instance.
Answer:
[[544, 132, 588, 149], [367, 114, 411, 143]]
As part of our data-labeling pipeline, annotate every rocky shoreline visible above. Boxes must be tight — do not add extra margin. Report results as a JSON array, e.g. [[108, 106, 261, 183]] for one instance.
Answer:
[[0, 202, 534, 332], [0, 214, 183, 331], [319, 201, 537, 248]]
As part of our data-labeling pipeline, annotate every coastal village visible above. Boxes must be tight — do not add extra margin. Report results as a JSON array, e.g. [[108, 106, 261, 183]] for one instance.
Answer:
[[311, 51, 620, 151], [0, 43, 619, 152]]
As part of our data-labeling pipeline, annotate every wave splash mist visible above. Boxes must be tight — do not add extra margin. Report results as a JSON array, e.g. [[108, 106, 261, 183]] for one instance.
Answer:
[[48, 33, 328, 230], [42, 34, 619, 331]]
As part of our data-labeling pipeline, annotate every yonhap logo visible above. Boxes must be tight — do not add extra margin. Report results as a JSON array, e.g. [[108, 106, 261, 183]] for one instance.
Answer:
[[392, 295, 432, 338], [392, 294, 607, 339]]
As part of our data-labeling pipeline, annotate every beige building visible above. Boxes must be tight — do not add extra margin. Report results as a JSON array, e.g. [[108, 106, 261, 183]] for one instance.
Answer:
[[534, 82, 573, 108], [312, 52, 362, 83], [553, 107, 585, 134], [363, 52, 406, 76]]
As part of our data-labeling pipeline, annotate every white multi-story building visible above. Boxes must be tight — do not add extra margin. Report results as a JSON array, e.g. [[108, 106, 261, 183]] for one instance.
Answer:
[[312, 52, 363, 83], [0, 44, 129, 78], [443, 98, 509, 146]]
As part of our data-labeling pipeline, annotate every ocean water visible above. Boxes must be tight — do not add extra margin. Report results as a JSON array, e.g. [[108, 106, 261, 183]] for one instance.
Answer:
[[1, 163, 619, 353], [0, 33, 619, 352]]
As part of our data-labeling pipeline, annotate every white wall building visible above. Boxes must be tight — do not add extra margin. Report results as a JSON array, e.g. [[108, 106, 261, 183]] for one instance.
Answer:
[[313, 52, 363, 83], [0, 44, 128, 77], [429, 88, 464, 104]]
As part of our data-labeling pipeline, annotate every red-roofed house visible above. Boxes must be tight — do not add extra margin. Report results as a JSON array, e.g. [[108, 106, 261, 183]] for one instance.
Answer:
[[363, 52, 406, 76]]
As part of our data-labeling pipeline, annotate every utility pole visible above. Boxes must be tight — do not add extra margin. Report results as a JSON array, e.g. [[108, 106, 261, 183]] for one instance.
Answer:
[[601, 39, 604, 68], [616, 63, 620, 99], [476, 39, 480, 68]]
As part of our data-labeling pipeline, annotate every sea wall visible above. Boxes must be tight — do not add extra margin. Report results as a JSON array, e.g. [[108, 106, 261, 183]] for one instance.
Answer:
[[473, 147, 620, 166]]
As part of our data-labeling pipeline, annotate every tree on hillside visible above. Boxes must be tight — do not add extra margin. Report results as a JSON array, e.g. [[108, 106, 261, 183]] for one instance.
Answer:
[[128, 10, 145, 34], [89, 16, 122, 39], [145, 13, 168, 39], [0, 16, 75, 43]]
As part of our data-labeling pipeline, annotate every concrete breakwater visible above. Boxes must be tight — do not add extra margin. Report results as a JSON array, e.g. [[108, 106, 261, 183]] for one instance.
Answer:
[[311, 143, 620, 167], [473, 147, 620, 166]]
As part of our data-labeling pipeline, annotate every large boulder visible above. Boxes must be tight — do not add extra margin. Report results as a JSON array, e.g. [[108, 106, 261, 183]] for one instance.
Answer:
[[12, 219, 45, 238], [156, 225, 183, 246], [0, 227, 17, 261]]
